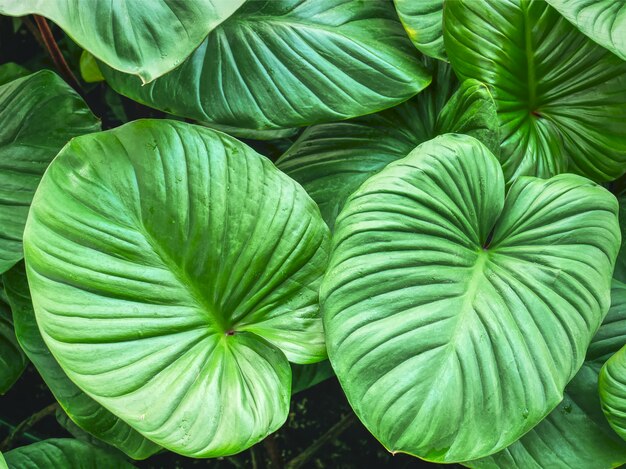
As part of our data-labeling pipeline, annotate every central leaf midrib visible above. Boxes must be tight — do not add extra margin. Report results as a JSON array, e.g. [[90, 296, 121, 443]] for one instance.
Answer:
[[522, 2, 538, 111], [135, 223, 226, 333]]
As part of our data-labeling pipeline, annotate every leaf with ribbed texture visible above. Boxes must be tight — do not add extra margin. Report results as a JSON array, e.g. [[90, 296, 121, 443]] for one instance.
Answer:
[[546, 0, 626, 61], [0, 70, 99, 275], [3, 439, 136, 468], [23, 120, 330, 457], [0, 452, 5, 469], [321, 133, 620, 462], [600, 309, 626, 442], [394, 0, 445, 60], [613, 194, 626, 285], [101, 0, 431, 130], [292, 361, 335, 394], [4, 263, 160, 460], [444, 0, 626, 183], [468, 279, 626, 469], [0, 0, 244, 83], [0, 280, 26, 395], [276, 72, 498, 229]]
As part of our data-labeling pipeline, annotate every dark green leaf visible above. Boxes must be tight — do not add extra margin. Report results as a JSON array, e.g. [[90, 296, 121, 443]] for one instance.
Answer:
[[101, 0, 431, 130], [0, 70, 99, 274], [444, 0, 626, 182]]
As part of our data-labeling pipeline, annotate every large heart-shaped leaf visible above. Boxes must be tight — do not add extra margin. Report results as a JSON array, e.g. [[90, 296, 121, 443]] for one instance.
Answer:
[[277, 67, 498, 229], [2, 439, 135, 468], [545, 1, 626, 61], [468, 279, 626, 468], [444, 0, 626, 183], [0, 1, 244, 83], [600, 323, 626, 442], [23, 120, 330, 457], [0, 281, 26, 395], [0, 69, 99, 275], [394, 0, 445, 60], [101, 0, 431, 130], [321, 133, 620, 462], [3, 264, 160, 460]]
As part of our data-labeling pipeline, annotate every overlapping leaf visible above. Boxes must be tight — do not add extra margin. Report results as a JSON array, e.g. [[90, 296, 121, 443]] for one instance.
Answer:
[[2, 439, 135, 468], [444, 0, 626, 182], [321, 134, 620, 462], [394, 0, 445, 60], [0, 281, 26, 395], [0, 69, 99, 274], [101, 0, 431, 130], [4, 264, 160, 459], [546, 0, 626, 61], [23, 120, 330, 457], [468, 279, 626, 468], [277, 65, 498, 229], [0, 0, 245, 83], [600, 335, 626, 442]]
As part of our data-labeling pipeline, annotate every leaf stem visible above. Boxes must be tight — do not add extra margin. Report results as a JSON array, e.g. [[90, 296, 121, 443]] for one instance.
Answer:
[[0, 402, 59, 451], [285, 412, 356, 469], [32, 15, 82, 94], [263, 432, 284, 469]]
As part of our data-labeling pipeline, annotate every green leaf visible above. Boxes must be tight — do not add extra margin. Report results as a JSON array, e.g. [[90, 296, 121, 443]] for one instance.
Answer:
[[23, 120, 330, 457], [0, 70, 100, 275], [545, 0, 626, 61], [3, 439, 136, 468], [0, 281, 26, 394], [468, 279, 626, 468], [394, 0, 445, 60], [276, 71, 498, 229], [101, 0, 431, 130], [0, 452, 6, 469], [79, 50, 104, 83], [0, 63, 28, 86], [0, 0, 245, 84], [4, 263, 160, 460], [321, 133, 620, 462], [292, 361, 335, 395], [613, 194, 626, 285], [444, 0, 626, 183], [600, 304, 626, 442]]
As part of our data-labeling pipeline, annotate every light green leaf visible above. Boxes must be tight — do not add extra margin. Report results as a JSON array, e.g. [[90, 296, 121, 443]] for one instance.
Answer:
[[23, 120, 330, 457], [3, 439, 136, 468], [79, 50, 104, 83], [600, 312, 626, 442], [0, 70, 99, 275], [546, 0, 626, 61], [276, 70, 498, 229], [0, 63, 28, 86], [4, 263, 160, 460], [468, 279, 626, 468], [394, 0, 445, 60], [321, 133, 620, 462], [0, 0, 245, 83], [613, 194, 626, 285], [444, 0, 626, 182], [0, 281, 26, 395], [101, 0, 431, 130], [292, 361, 335, 395]]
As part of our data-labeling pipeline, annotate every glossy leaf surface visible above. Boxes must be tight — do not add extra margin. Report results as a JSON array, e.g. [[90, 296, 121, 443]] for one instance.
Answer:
[[444, 0, 626, 182], [0, 0, 245, 83], [24, 120, 330, 457], [321, 133, 620, 462], [0, 70, 99, 274], [546, 0, 626, 61], [469, 279, 626, 468], [0, 280, 26, 395], [394, 0, 445, 60], [277, 72, 498, 229], [2, 439, 136, 468], [102, 0, 431, 130], [4, 264, 160, 460]]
